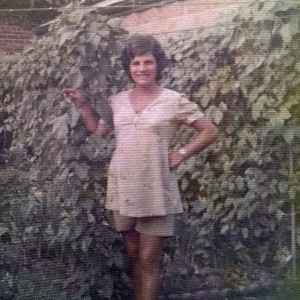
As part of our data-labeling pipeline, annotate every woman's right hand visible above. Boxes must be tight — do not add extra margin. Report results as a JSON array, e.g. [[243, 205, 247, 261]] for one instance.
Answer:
[[61, 88, 88, 108]]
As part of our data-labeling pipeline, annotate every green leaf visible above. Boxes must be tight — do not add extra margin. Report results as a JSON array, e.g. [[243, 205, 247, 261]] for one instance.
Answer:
[[248, 89, 259, 103], [278, 181, 288, 194], [297, 235, 300, 247], [51, 113, 70, 138], [224, 197, 234, 208], [69, 104, 80, 128], [254, 227, 262, 237], [262, 1, 277, 12], [279, 22, 299, 44], [220, 224, 229, 235], [278, 107, 291, 121], [174, 53, 183, 62], [73, 225, 84, 239], [245, 191, 256, 202], [260, 252, 267, 264], [237, 207, 247, 220], [235, 176, 245, 191], [75, 163, 90, 181], [81, 236, 93, 254], [234, 241, 245, 251], [0, 224, 9, 236], [278, 168, 289, 176], [88, 213, 95, 223], [276, 209, 284, 221], [200, 93, 211, 108], [228, 182, 235, 191], [252, 101, 263, 120], [241, 227, 249, 239], [288, 188, 296, 200], [181, 177, 189, 191], [212, 109, 224, 125], [215, 203, 223, 214], [69, 71, 84, 89], [59, 32, 73, 48], [248, 201, 259, 216], [263, 109, 278, 120], [253, 5, 276, 21], [268, 204, 277, 213]]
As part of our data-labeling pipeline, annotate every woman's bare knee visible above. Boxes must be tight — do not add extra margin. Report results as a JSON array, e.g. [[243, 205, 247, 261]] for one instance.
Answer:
[[122, 231, 140, 262], [138, 234, 162, 269]]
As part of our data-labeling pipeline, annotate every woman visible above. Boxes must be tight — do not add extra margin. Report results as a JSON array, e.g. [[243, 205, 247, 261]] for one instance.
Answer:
[[62, 35, 218, 300]]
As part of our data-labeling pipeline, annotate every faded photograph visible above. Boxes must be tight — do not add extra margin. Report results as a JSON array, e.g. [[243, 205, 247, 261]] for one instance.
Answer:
[[0, 1, 299, 299]]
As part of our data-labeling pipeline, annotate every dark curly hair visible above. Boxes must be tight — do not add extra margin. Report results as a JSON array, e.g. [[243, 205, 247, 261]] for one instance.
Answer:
[[121, 34, 168, 81]]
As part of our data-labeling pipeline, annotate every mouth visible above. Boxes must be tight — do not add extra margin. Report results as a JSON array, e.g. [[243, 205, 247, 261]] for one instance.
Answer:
[[136, 74, 152, 79]]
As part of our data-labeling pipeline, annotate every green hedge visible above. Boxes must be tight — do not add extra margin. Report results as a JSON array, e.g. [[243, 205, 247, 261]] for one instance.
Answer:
[[0, 0, 299, 298], [160, 0, 300, 273]]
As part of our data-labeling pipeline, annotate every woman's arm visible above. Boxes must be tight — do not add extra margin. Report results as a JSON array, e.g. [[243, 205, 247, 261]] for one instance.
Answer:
[[62, 88, 112, 137], [169, 117, 219, 169]]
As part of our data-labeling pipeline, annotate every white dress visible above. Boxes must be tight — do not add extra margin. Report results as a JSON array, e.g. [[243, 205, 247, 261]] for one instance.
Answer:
[[105, 88, 204, 217]]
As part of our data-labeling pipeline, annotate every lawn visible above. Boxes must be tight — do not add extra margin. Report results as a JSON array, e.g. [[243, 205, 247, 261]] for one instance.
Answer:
[[227, 281, 300, 300]]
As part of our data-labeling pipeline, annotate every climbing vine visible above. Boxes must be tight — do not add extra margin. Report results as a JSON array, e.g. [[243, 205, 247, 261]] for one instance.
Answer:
[[0, 0, 299, 298]]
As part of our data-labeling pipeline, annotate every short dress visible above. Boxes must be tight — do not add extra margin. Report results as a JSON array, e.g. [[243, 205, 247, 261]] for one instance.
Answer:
[[105, 88, 204, 217]]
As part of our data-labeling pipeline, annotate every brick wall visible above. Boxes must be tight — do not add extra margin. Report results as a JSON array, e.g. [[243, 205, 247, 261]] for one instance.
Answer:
[[122, 0, 240, 35], [0, 23, 34, 55]]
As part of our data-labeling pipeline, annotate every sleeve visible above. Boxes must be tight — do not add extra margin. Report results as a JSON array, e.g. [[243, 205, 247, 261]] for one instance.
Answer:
[[175, 94, 204, 124]]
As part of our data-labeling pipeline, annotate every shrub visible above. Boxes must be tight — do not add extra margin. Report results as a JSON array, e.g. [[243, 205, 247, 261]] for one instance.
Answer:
[[0, 0, 299, 297]]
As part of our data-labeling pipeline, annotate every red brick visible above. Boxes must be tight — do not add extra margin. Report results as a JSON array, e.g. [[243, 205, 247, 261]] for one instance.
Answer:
[[2, 47, 14, 52], [19, 33, 33, 38], [7, 34, 19, 39], [14, 47, 24, 52], [1, 39, 12, 44], [122, 0, 239, 35], [0, 23, 33, 54], [11, 39, 26, 45], [14, 30, 27, 34], [4, 27, 13, 32], [0, 41, 11, 46]]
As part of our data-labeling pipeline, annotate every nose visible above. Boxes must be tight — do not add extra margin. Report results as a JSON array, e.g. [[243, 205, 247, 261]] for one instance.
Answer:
[[137, 63, 147, 72]]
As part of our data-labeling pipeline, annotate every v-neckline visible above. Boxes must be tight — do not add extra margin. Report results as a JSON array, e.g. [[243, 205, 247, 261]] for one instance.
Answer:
[[127, 88, 165, 115]]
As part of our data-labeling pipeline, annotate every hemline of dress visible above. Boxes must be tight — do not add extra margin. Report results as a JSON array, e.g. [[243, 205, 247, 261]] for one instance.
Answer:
[[105, 207, 183, 218]]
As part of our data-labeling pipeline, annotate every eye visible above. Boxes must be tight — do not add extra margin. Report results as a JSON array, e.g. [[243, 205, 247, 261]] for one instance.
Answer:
[[145, 60, 155, 65], [131, 61, 140, 66]]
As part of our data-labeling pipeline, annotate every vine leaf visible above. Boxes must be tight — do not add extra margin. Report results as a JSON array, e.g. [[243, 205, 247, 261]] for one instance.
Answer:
[[51, 113, 70, 138]]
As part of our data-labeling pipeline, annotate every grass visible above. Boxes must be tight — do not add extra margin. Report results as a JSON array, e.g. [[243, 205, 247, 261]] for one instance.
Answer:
[[226, 281, 300, 300]]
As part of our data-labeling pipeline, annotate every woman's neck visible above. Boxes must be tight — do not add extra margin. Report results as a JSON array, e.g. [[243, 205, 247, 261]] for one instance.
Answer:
[[133, 83, 161, 95]]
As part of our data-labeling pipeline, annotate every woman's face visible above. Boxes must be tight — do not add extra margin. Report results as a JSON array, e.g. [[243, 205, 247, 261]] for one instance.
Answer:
[[129, 52, 158, 87]]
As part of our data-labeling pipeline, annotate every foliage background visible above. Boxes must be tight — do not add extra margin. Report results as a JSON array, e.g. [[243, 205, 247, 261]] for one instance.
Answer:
[[0, 0, 299, 298]]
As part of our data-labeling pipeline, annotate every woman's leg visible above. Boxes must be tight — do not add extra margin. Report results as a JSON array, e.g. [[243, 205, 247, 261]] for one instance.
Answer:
[[122, 231, 163, 300], [122, 231, 142, 298], [137, 233, 163, 300]]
